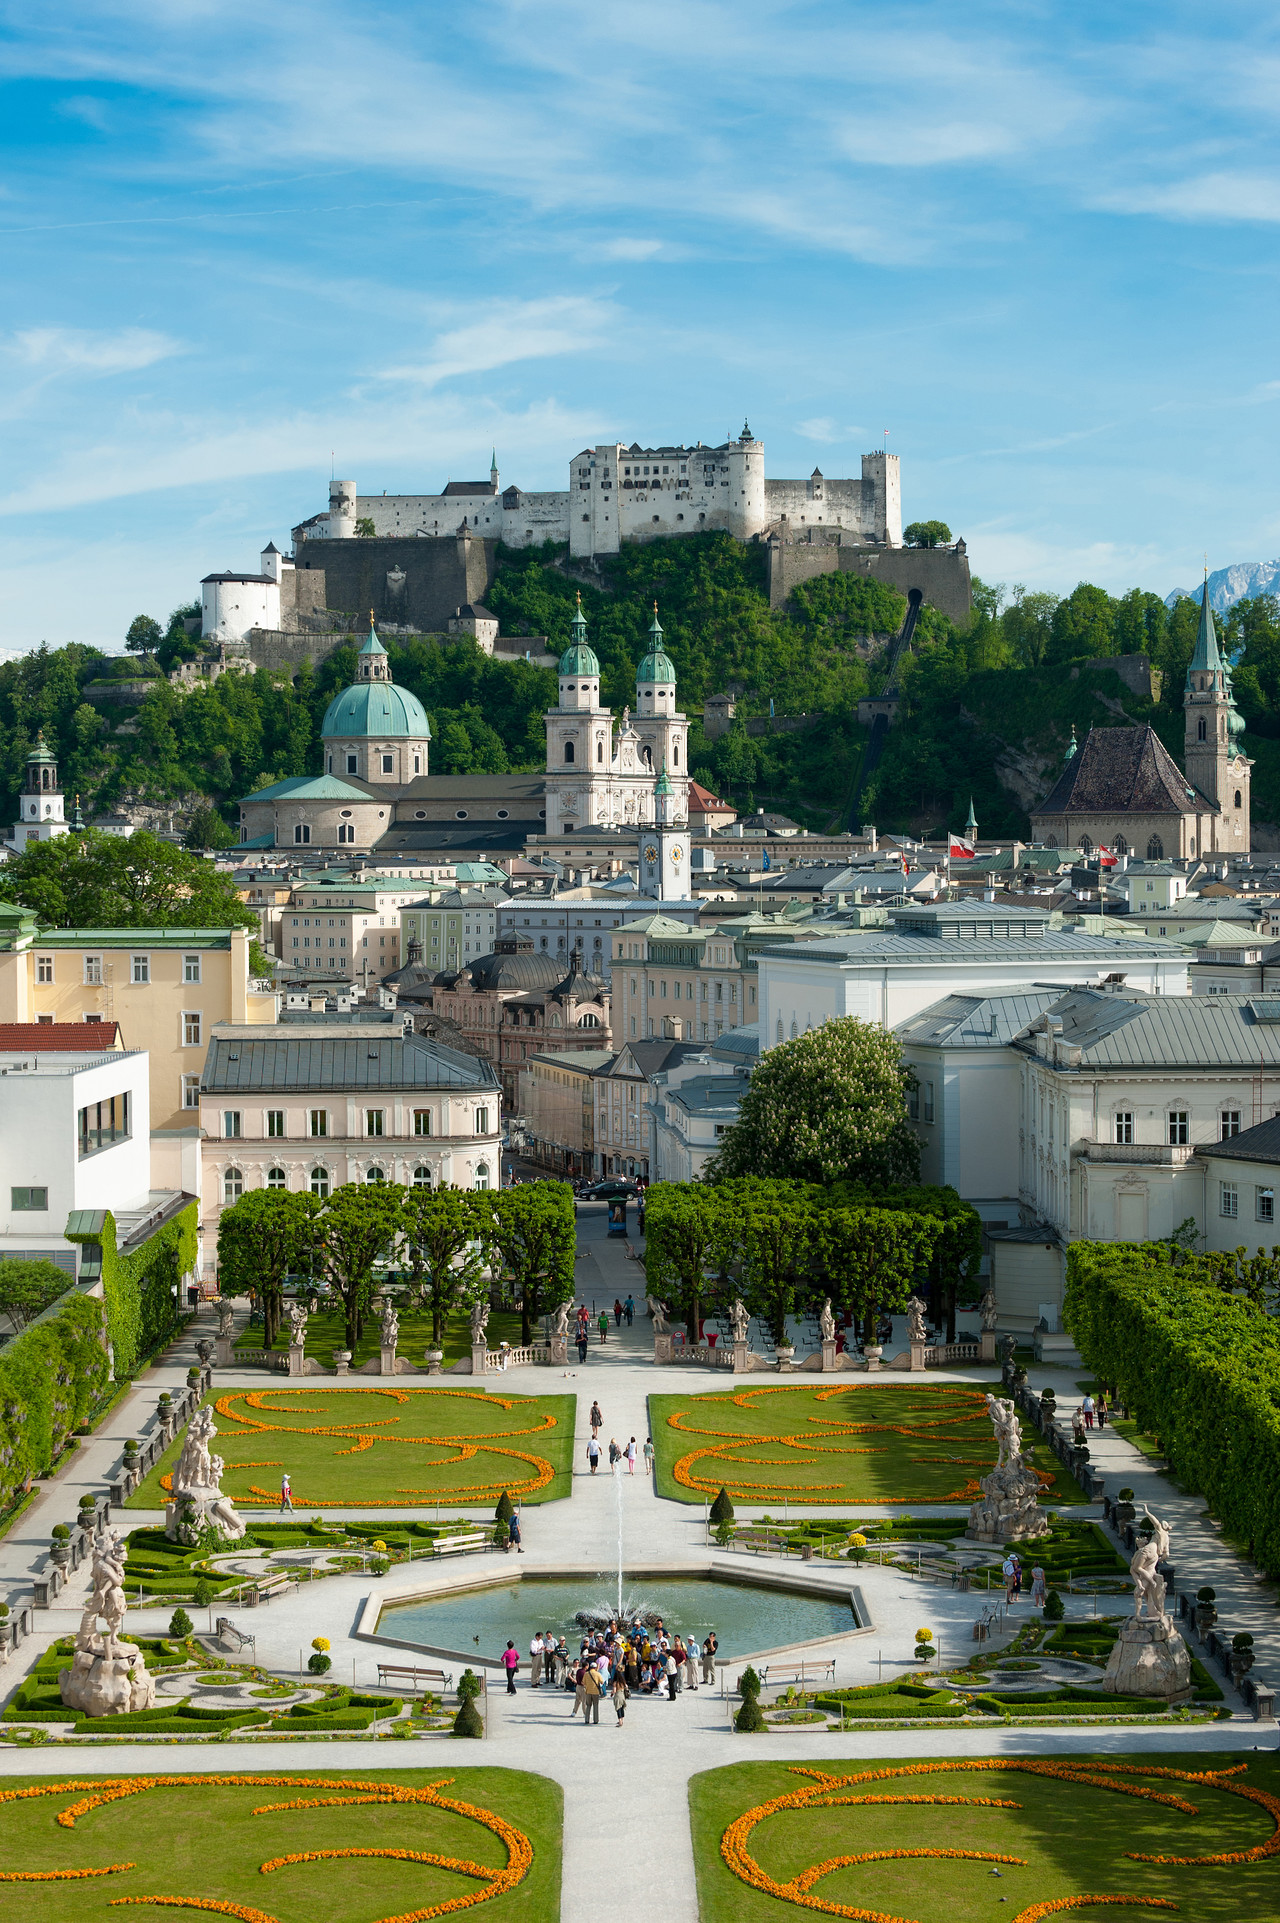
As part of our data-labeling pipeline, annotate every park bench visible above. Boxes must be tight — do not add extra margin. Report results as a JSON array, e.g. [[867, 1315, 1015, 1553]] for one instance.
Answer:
[[376, 1661, 457, 1696], [758, 1657, 836, 1690], [216, 1617, 256, 1656], [433, 1530, 490, 1558]]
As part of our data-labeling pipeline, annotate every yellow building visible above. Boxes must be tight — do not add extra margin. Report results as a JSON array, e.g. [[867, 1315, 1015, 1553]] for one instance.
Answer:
[[0, 902, 278, 1130]]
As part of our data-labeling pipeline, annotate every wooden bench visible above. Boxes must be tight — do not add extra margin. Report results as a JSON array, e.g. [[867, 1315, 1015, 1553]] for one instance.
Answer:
[[216, 1617, 256, 1655], [759, 1658, 836, 1689], [376, 1661, 457, 1696], [433, 1532, 490, 1558]]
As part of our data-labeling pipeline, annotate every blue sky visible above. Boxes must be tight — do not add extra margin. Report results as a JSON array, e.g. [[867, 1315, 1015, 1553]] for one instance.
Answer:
[[1, 0, 1279, 652]]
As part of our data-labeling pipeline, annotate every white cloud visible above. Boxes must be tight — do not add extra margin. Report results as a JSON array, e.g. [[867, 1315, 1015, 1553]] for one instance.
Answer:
[[1099, 170, 1280, 224], [795, 417, 867, 444], [6, 327, 182, 373], [377, 296, 617, 388], [598, 238, 663, 261]]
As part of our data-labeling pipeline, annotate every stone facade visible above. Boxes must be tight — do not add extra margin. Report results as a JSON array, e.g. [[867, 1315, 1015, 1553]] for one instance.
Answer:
[[765, 534, 973, 626]]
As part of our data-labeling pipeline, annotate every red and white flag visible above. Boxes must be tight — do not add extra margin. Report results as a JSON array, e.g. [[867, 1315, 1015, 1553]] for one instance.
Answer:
[[1097, 846, 1117, 868], [949, 835, 976, 860]]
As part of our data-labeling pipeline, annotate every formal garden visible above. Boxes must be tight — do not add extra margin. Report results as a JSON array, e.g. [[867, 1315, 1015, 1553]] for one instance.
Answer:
[[689, 1753, 1280, 1923], [125, 1388, 575, 1511], [0, 1766, 561, 1921], [650, 1384, 1081, 1508]]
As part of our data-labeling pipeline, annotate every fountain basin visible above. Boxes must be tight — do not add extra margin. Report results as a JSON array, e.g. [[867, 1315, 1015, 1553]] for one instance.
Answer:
[[355, 1559, 869, 1669]]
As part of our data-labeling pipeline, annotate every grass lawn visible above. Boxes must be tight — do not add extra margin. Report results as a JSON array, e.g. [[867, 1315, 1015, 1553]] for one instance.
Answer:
[[235, 1305, 527, 1372], [0, 1767, 561, 1923], [650, 1383, 1083, 1508], [126, 1387, 576, 1511], [689, 1752, 1280, 1923]]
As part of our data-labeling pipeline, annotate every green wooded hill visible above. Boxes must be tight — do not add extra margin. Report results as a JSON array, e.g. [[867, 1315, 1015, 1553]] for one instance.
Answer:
[[8, 536, 1280, 839]]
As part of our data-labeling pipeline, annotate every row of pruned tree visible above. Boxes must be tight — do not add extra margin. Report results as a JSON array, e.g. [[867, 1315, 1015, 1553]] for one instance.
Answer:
[[216, 1181, 576, 1353]]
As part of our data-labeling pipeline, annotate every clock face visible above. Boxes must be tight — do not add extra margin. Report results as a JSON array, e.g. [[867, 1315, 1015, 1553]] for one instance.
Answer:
[[671, 844, 683, 863], [644, 844, 659, 863]]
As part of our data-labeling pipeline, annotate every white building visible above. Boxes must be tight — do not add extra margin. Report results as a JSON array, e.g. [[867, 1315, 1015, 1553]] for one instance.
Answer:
[[0, 1027, 151, 1275], [201, 547, 288, 642], [1198, 1116, 1280, 1254], [649, 1027, 759, 1183], [4, 735, 72, 855]]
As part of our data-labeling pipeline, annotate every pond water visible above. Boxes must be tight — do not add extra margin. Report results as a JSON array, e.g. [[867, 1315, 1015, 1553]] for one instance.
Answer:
[[379, 1573, 857, 1662]]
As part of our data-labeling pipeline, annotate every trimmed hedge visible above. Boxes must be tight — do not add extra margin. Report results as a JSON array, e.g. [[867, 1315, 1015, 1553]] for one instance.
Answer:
[[1064, 1241, 1280, 1575], [0, 1292, 109, 1513], [66, 1201, 197, 1378]]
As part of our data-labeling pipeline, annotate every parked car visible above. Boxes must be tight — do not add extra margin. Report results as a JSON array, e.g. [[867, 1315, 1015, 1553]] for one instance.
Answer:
[[580, 1179, 640, 1201]]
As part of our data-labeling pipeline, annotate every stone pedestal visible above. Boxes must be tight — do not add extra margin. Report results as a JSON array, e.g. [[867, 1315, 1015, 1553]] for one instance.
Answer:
[[1101, 1615, 1191, 1703], [60, 1644, 155, 1717], [471, 1342, 489, 1377], [654, 1333, 674, 1364], [380, 1344, 397, 1377], [287, 1345, 307, 1377], [776, 1346, 794, 1373], [424, 1349, 444, 1376], [215, 1334, 234, 1368], [731, 1341, 750, 1373], [820, 1338, 836, 1372], [965, 1455, 1051, 1544], [909, 1341, 927, 1373], [980, 1330, 997, 1363], [862, 1345, 883, 1373], [332, 1351, 351, 1377], [548, 1335, 568, 1365]]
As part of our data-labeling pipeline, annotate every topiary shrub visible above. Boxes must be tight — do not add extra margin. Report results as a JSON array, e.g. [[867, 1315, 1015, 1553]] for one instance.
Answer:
[[457, 1667, 482, 1700], [1043, 1589, 1065, 1620], [495, 1490, 515, 1524], [713, 1521, 734, 1548], [193, 1579, 214, 1609], [453, 1694, 484, 1738], [168, 1608, 193, 1639], [1233, 1632, 1254, 1651], [709, 1487, 735, 1526], [1197, 1586, 1216, 1603]]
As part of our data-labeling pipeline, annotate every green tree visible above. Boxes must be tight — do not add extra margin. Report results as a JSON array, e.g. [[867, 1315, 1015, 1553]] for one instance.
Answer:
[[0, 1258, 70, 1336], [643, 1184, 727, 1345], [184, 805, 236, 851], [902, 521, 952, 549], [1112, 589, 1168, 659], [313, 1183, 406, 1352], [709, 1017, 919, 1188], [355, 517, 377, 538], [125, 615, 163, 657], [813, 1206, 938, 1343], [216, 1188, 321, 1350], [3, 829, 259, 933], [486, 1184, 576, 1345], [399, 1186, 491, 1347], [1002, 587, 1059, 669], [739, 1205, 813, 1347], [1047, 583, 1117, 663]]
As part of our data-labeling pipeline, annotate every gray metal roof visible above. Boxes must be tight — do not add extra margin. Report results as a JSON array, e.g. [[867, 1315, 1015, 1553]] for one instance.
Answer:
[[1018, 989, 1280, 1070], [201, 1031, 497, 1093], [1199, 1115, 1280, 1166], [773, 929, 1188, 966], [665, 1071, 750, 1115], [895, 991, 1062, 1048]]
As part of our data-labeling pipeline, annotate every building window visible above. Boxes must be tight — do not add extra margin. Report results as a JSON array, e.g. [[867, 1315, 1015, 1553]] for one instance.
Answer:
[[36, 955, 53, 983], [1221, 1109, 1242, 1139], [182, 1074, 200, 1109], [381, 754, 394, 774], [475, 1108, 490, 1135], [908, 1085, 919, 1122], [347, 754, 358, 774], [564, 740, 575, 763], [310, 1166, 330, 1198], [10, 1186, 47, 1211], [1114, 1111, 1134, 1145], [83, 955, 102, 986], [475, 1162, 491, 1190], [923, 1082, 935, 1125], [294, 824, 311, 845], [267, 1110, 285, 1137], [1197, 716, 1207, 741], [337, 824, 355, 845], [223, 1110, 242, 1139], [412, 1165, 432, 1187], [183, 1011, 202, 1047], [366, 1108, 384, 1137], [1168, 1110, 1189, 1145], [1220, 1182, 1238, 1219], [131, 954, 150, 984], [1258, 1187, 1275, 1223], [365, 1166, 385, 1183], [223, 1167, 244, 1204], [78, 1092, 131, 1158], [180, 953, 202, 985], [267, 1166, 287, 1189], [310, 1110, 328, 1137], [414, 1109, 432, 1136], [1146, 836, 1163, 860]]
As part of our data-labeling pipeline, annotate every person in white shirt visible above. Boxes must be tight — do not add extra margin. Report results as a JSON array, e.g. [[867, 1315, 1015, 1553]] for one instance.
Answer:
[[530, 1632, 545, 1688], [684, 1635, 700, 1690]]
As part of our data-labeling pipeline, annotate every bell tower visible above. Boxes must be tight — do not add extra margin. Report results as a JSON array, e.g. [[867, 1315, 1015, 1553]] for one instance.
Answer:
[[5, 732, 69, 854], [638, 766, 692, 900], [1184, 578, 1251, 851]]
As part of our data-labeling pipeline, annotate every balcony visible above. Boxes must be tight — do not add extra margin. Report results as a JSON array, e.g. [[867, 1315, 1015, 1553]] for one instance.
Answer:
[[1079, 1140, 1198, 1167]]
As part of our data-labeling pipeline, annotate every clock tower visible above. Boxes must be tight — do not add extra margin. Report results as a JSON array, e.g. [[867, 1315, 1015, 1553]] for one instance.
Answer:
[[638, 767, 691, 900]]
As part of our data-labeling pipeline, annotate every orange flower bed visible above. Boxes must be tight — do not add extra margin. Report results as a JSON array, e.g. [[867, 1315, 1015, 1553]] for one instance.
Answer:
[[718, 1759, 1279, 1921], [3, 1773, 534, 1923]]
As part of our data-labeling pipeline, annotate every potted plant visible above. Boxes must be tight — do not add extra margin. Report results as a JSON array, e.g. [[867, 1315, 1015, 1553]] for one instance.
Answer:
[[1195, 1586, 1218, 1635], [50, 1525, 71, 1566], [308, 1636, 332, 1675], [914, 1625, 935, 1663], [1230, 1633, 1255, 1684], [77, 1494, 97, 1519], [1113, 1486, 1136, 1527]]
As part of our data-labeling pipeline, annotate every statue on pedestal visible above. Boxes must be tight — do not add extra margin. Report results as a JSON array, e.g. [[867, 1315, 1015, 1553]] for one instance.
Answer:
[[906, 1295, 929, 1344], [165, 1405, 246, 1546], [818, 1298, 835, 1343], [729, 1298, 750, 1346], [380, 1301, 399, 1351], [469, 1299, 490, 1346], [979, 1285, 999, 1332], [59, 1531, 156, 1717], [965, 1392, 1049, 1544], [552, 1300, 572, 1337], [1101, 1513, 1191, 1701], [288, 1302, 308, 1348], [646, 1294, 669, 1334]]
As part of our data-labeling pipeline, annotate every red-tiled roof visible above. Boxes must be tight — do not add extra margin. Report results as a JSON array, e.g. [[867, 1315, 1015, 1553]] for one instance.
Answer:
[[0, 1022, 122, 1050], [689, 780, 731, 809]]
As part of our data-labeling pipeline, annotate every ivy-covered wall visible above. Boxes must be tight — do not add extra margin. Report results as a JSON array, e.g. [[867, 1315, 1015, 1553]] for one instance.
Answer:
[[1064, 1240, 1280, 1576], [66, 1201, 198, 1378], [0, 1291, 110, 1514]]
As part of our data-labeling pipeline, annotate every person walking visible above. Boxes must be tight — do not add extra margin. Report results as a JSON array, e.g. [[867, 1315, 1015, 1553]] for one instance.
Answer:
[[624, 1294, 634, 1326], [701, 1631, 718, 1686], [587, 1437, 601, 1475], [508, 1511, 523, 1554], [598, 1309, 609, 1344], [569, 1659, 587, 1719], [626, 1436, 637, 1475], [1030, 1564, 1048, 1608], [279, 1473, 293, 1514], [530, 1632, 544, 1689], [502, 1641, 520, 1695], [582, 1663, 603, 1726], [577, 1325, 589, 1364], [1002, 1552, 1018, 1604], [1082, 1392, 1095, 1430], [1096, 1398, 1109, 1430], [611, 1670, 629, 1728], [589, 1401, 603, 1439], [614, 1297, 623, 1328], [643, 1436, 655, 1476], [608, 1438, 621, 1472]]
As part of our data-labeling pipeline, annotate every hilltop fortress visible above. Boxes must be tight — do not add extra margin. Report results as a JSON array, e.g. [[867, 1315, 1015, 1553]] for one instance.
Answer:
[[199, 425, 971, 663]]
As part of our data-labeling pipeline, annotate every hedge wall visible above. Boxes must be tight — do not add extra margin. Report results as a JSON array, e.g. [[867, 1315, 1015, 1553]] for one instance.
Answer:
[[0, 1291, 109, 1513], [1064, 1240, 1280, 1576], [66, 1202, 197, 1378]]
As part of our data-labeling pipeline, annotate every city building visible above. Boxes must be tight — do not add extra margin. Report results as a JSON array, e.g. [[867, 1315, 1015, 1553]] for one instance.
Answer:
[[399, 890, 503, 977], [648, 1028, 759, 1182], [429, 937, 611, 1106], [591, 1038, 703, 1180], [518, 1049, 613, 1175], [279, 872, 445, 982], [4, 734, 74, 855], [611, 910, 829, 1045], [1198, 1115, 1280, 1256], [495, 885, 642, 981]]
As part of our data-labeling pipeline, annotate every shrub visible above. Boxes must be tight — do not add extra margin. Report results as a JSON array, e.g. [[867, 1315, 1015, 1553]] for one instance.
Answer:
[[1233, 1632, 1255, 1651], [308, 1652, 332, 1675], [1197, 1586, 1217, 1603], [453, 1695, 484, 1737], [193, 1579, 214, 1608], [709, 1487, 735, 1525], [1118, 1486, 1134, 1501], [51, 1525, 70, 1542], [457, 1668, 483, 1700], [1043, 1589, 1065, 1620], [168, 1608, 193, 1639], [370, 1557, 390, 1576], [495, 1490, 515, 1524], [734, 1693, 767, 1732], [714, 1521, 734, 1548], [78, 1494, 96, 1511]]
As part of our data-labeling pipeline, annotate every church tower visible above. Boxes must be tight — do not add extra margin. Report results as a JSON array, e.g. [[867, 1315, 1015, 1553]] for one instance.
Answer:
[[638, 765, 692, 900], [633, 605, 689, 818], [1184, 579, 1251, 851], [544, 595, 614, 835], [6, 733, 69, 854]]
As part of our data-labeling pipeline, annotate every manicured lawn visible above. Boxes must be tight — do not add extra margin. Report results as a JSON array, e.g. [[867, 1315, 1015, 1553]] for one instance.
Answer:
[[126, 1387, 576, 1510], [236, 1305, 527, 1372], [689, 1752, 1280, 1923], [0, 1767, 561, 1923], [650, 1383, 1083, 1507]]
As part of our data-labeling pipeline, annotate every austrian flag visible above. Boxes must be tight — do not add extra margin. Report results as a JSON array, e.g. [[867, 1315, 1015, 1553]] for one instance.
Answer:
[[948, 835, 976, 859]]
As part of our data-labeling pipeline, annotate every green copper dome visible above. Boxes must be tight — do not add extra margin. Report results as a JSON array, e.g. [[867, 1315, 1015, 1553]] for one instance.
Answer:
[[558, 594, 600, 676], [321, 681, 431, 741], [637, 602, 676, 685]]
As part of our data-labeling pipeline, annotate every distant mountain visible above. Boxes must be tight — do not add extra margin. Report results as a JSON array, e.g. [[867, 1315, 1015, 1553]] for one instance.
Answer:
[[1166, 561, 1280, 613]]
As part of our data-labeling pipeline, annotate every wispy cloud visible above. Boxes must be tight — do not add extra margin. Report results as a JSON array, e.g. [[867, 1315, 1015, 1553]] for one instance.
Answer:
[[5, 327, 183, 373], [796, 417, 867, 444], [1099, 170, 1280, 224], [377, 296, 617, 388]]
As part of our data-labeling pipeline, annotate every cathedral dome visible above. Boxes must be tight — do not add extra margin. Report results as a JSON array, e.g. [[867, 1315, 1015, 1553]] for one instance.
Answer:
[[321, 681, 431, 741], [559, 639, 600, 676], [637, 602, 676, 683]]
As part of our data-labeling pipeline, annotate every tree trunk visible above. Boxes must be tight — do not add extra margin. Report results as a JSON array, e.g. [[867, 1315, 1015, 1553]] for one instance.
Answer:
[[521, 1277, 532, 1347]]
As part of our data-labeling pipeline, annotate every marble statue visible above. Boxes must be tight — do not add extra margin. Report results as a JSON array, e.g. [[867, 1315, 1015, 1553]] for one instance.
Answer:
[[1130, 1514, 1172, 1621], [59, 1531, 156, 1717], [380, 1301, 399, 1350], [979, 1284, 999, 1333], [645, 1294, 669, 1334], [469, 1299, 490, 1345], [965, 1391, 1048, 1545], [729, 1298, 750, 1346], [288, 1301, 308, 1348], [818, 1298, 835, 1343], [165, 1405, 246, 1546], [985, 1392, 1023, 1467], [552, 1299, 572, 1337], [906, 1295, 929, 1344], [215, 1297, 235, 1339], [1100, 1511, 1190, 1701]]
